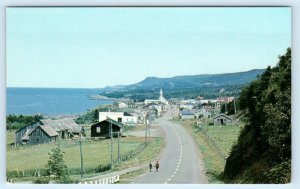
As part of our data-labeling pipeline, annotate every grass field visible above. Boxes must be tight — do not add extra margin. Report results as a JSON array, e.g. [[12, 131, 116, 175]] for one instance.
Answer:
[[7, 137, 142, 171], [177, 119, 242, 183], [6, 130, 15, 145], [7, 129, 163, 182]]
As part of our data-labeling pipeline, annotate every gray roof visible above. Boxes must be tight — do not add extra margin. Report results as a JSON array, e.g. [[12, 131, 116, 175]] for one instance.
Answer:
[[213, 113, 233, 120], [39, 126, 59, 137], [180, 110, 195, 115], [40, 118, 82, 133]]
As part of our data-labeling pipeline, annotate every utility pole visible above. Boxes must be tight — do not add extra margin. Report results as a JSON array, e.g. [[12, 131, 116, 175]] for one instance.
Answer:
[[144, 112, 148, 146], [233, 98, 237, 114], [110, 120, 113, 169], [148, 121, 151, 138], [79, 140, 84, 178], [117, 132, 120, 164]]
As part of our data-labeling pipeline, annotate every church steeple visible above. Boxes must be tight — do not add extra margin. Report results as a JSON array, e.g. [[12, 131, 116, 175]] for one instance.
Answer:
[[160, 88, 163, 97]]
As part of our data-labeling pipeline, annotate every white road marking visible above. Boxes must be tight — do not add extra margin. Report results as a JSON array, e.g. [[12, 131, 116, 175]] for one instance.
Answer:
[[166, 127, 184, 184]]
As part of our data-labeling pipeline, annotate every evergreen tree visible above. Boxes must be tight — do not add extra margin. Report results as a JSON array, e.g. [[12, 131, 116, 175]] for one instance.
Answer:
[[46, 147, 69, 180], [223, 48, 291, 183]]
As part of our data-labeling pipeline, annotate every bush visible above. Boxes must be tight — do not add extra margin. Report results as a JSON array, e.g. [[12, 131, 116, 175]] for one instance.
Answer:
[[57, 175, 79, 184], [33, 177, 50, 184]]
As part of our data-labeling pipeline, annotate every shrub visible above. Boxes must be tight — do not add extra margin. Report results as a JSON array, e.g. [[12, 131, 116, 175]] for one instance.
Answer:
[[33, 177, 50, 184]]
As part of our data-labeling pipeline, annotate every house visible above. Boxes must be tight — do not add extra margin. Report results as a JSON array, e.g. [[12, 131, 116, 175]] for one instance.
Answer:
[[213, 114, 233, 125], [98, 112, 137, 125], [180, 103, 194, 110], [15, 118, 84, 145], [196, 107, 212, 118], [149, 105, 164, 117], [91, 118, 124, 138], [180, 109, 195, 119], [118, 102, 128, 109]]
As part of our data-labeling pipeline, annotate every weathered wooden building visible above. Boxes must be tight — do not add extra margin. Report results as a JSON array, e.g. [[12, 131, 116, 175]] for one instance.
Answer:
[[91, 118, 124, 138], [28, 126, 58, 145], [15, 118, 84, 145], [213, 114, 233, 125]]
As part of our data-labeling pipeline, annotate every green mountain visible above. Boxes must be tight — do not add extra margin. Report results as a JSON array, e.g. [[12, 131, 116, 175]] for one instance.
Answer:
[[103, 69, 265, 91], [99, 69, 265, 100]]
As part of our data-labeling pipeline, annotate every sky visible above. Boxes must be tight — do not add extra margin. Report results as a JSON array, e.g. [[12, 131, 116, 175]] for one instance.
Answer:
[[6, 7, 291, 88]]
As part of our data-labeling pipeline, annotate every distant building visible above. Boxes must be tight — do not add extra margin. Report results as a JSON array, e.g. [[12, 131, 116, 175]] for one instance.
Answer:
[[149, 104, 164, 117], [213, 114, 233, 125], [144, 89, 169, 105], [15, 118, 84, 145], [118, 102, 128, 109], [99, 111, 137, 125], [196, 107, 212, 118], [180, 103, 194, 110], [91, 118, 124, 138], [180, 109, 195, 119], [217, 96, 235, 103]]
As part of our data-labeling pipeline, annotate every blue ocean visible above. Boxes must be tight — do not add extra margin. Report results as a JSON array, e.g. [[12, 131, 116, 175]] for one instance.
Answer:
[[6, 88, 113, 115]]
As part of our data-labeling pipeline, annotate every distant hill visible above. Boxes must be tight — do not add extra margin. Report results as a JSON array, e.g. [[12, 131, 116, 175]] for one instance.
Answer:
[[101, 69, 265, 92]]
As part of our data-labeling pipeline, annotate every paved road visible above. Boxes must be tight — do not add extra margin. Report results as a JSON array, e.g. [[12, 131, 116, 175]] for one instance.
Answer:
[[134, 106, 208, 184]]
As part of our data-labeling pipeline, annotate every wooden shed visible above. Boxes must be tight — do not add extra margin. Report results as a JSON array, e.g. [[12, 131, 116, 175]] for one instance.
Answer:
[[91, 118, 124, 138], [213, 114, 233, 125], [28, 126, 58, 145]]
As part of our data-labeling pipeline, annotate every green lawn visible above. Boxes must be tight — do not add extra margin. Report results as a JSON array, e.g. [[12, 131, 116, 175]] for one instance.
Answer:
[[6, 121, 164, 182], [6, 130, 15, 145], [177, 119, 242, 183], [7, 137, 144, 175], [203, 125, 242, 158]]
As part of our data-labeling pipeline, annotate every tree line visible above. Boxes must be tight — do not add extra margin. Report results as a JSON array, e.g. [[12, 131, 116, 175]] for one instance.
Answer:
[[6, 114, 44, 130], [223, 48, 291, 183]]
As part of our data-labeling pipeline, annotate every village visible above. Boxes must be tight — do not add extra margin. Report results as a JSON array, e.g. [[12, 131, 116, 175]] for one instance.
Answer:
[[5, 88, 243, 184], [13, 89, 237, 147]]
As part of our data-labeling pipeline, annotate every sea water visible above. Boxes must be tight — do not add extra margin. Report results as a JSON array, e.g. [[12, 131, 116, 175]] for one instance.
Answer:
[[6, 87, 113, 115]]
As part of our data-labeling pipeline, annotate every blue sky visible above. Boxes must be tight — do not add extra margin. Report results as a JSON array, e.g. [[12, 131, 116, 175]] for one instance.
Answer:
[[6, 7, 291, 88]]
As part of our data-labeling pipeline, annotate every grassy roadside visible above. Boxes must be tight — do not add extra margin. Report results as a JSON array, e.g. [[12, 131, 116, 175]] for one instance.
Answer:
[[82, 136, 164, 183], [176, 119, 241, 183]]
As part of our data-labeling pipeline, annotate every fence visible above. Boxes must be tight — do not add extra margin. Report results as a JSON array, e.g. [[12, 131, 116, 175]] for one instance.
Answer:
[[79, 175, 120, 184], [195, 123, 227, 162]]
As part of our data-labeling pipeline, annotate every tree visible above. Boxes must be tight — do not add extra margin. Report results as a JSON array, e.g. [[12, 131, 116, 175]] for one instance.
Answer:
[[46, 146, 69, 181], [223, 48, 291, 183]]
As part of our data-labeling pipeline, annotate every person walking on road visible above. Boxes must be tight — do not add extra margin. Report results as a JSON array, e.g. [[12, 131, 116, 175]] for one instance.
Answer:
[[155, 161, 159, 172], [149, 162, 153, 172]]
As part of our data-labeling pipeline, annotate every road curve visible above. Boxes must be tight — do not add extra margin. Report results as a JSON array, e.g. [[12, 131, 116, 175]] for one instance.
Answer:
[[134, 106, 208, 184]]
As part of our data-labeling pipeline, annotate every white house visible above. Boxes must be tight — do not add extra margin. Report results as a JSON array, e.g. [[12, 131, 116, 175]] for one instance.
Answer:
[[196, 107, 212, 118], [99, 112, 138, 125], [118, 102, 128, 109], [213, 114, 233, 125]]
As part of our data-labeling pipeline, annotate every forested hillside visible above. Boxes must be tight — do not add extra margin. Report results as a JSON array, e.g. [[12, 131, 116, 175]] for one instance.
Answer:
[[99, 69, 265, 100], [223, 48, 291, 183]]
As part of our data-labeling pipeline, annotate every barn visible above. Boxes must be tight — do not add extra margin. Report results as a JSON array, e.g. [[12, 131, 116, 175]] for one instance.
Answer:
[[28, 126, 58, 145], [15, 118, 84, 145], [213, 114, 233, 125], [91, 118, 124, 138]]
